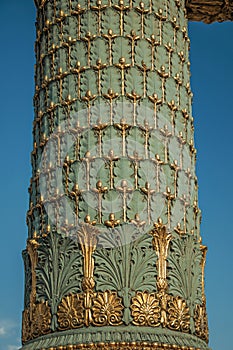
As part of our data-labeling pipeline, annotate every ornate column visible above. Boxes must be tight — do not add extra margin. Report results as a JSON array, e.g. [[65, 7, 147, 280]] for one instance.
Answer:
[[21, 0, 214, 349]]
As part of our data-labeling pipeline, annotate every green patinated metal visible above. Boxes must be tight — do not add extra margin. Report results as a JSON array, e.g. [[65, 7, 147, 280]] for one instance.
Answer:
[[21, 0, 211, 349]]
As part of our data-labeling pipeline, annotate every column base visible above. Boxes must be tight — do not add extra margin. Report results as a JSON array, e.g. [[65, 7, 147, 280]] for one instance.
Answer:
[[20, 326, 210, 350]]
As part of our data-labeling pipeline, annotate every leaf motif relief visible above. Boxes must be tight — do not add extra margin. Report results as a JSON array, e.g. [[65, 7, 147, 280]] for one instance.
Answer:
[[102, 190, 122, 223], [124, 10, 141, 36], [127, 190, 147, 223], [112, 37, 131, 65], [102, 67, 121, 95], [81, 69, 98, 96], [167, 234, 202, 326], [79, 129, 98, 157], [91, 38, 108, 67], [114, 158, 134, 188], [73, 41, 87, 67], [144, 13, 159, 38], [102, 8, 120, 36], [135, 40, 151, 68], [90, 158, 109, 189], [94, 224, 157, 324], [125, 67, 143, 96], [36, 233, 83, 331], [147, 71, 162, 98], [80, 11, 98, 37]]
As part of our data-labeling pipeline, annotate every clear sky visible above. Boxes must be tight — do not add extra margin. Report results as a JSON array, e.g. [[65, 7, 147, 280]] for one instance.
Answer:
[[0, 1, 232, 349]]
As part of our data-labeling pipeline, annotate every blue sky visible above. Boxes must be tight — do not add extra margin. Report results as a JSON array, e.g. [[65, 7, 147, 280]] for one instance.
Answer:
[[0, 0, 232, 349]]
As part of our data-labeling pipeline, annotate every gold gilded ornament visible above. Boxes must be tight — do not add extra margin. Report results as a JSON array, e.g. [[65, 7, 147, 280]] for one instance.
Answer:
[[131, 291, 161, 327], [31, 301, 51, 339], [76, 223, 100, 326], [57, 294, 85, 330], [149, 219, 172, 327], [92, 290, 124, 326], [194, 303, 209, 343], [167, 296, 190, 333], [22, 308, 31, 344], [27, 235, 39, 307], [104, 213, 120, 228], [150, 219, 172, 292]]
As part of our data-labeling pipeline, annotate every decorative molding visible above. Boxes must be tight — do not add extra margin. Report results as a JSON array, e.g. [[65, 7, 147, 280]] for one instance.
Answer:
[[186, 0, 233, 23], [20, 327, 210, 350], [21, 341, 206, 350]]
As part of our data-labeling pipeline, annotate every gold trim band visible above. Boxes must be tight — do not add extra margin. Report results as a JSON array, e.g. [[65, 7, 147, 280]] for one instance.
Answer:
[[40, 342, 203, 350]]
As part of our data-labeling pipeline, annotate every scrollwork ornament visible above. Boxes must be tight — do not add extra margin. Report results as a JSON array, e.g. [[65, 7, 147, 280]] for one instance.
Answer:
[[167, 296, 190, 333], [194, 303, 209, 343], [57, 294, 85, 330], [92, 290, 124, 326], [131, 291, 161, 327]]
